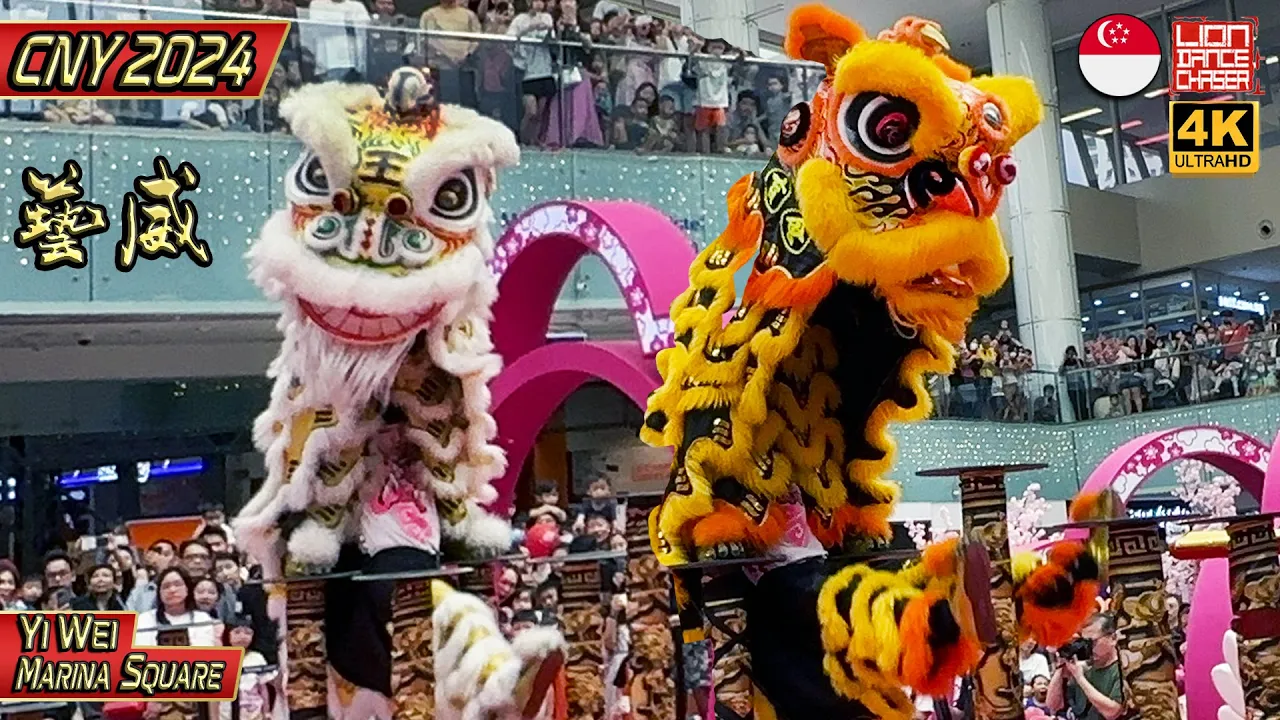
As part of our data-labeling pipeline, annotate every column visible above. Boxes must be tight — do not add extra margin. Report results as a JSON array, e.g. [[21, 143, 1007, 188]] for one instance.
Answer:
[[679, 0, 756, 54], [987, 0, 1082, 373]]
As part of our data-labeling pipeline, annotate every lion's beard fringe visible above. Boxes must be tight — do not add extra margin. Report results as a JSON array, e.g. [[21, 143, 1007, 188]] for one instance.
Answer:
[[277, 303, 419, 408]]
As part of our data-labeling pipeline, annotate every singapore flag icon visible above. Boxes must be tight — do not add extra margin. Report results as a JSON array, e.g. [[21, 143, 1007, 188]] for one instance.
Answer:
[[1078, 14, 1162, 97]]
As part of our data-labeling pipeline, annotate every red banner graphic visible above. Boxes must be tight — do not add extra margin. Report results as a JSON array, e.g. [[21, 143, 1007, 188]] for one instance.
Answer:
[[0, 612, 243, 701], [0, 21, 290, 99]]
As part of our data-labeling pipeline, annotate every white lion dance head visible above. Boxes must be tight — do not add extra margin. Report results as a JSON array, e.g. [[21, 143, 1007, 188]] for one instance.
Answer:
[[235, 67, 520, 578]]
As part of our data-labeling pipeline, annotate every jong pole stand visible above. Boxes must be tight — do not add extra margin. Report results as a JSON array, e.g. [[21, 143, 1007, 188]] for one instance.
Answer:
[[1056, 515, 1195, 720], [1202, 512, 1280, 719], [919, 464, 1046, 720]]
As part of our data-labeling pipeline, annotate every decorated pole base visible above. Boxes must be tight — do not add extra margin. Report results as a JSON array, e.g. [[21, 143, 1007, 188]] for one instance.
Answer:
[[283, 579, 329, 720], [559, 555, 608, 720], [920, 463, 1046, 720], [625, 493, 677, 720], [703, 570, 755, 720], [155, 627, 204, 720], [1106, 520, 1180, 720], [1225, 514, 1280, 718]]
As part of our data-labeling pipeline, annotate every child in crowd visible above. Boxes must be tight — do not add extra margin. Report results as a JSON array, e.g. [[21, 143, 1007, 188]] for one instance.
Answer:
[[221, 618, 276, 720], [641, 92, 682, 152], [690, 37, 733, 154]]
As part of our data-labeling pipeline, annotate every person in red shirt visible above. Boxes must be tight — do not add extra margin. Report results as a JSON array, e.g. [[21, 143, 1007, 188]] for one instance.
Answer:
[[1219, 312, 1251, 360]]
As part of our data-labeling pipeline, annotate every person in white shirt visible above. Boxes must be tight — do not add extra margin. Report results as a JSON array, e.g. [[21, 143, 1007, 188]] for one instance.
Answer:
[[1020, 640, 1052, 683], [507, 0, 555, 144], [136, 567, 220, 719], [303, 0, 370, 82]]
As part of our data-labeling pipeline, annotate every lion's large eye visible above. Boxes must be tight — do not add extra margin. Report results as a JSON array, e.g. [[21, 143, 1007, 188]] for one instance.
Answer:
[[839, 93, 920, 165], [295, 154, 329, 196], [430, 170, 478, 221]]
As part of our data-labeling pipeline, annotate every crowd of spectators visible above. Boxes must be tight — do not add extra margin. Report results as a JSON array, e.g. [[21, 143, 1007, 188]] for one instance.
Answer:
[[0, 505, 277, 720], [2, 0, 816, 157], [1066, 310, 1280, 420], [930, 320, 1049, 424]]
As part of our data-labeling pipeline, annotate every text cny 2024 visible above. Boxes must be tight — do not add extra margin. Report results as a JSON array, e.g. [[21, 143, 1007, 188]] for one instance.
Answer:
[[0, 21, 290, 98], [0, 611, 243, 701]]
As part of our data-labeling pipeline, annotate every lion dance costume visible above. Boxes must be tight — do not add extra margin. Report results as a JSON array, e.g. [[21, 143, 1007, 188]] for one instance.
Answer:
[[643, 7, 1105, 719], [234, 68, 562, 719]]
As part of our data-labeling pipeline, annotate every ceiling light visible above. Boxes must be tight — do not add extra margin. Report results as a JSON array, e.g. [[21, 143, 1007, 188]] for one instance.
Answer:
[[1093, 299, 1103, 306], [1061, 107, 1104, 123], [1234, 290, 1242, 297], [1129, 291, 1140, 299], [1144, 87, 1168, 98], [1262, 295, 1271, 302], [1098, 119, 1145, 137], [1137, 132, 1170, 146], [1213, 310, 1221, 316], [1117, 309, 1127, 315], [1082, 316, 1090, 322], [1268, 56, 1278, 65], [1180, 281, 1191, 288], [1205, 286, 1214, 292], [1210, 94, 1234, 102]]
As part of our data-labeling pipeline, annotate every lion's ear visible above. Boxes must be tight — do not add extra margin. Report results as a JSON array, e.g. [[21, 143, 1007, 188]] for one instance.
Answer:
[[784, 4, 867, 72]]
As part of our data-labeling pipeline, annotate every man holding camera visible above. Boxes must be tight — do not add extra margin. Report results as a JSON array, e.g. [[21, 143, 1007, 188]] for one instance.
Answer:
[[1047, 612, 1124, 720]]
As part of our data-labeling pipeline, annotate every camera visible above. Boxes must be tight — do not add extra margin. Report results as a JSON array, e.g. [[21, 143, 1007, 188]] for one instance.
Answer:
[[1260, 220, 1275, 240], [1059, 637, 1094, 661]]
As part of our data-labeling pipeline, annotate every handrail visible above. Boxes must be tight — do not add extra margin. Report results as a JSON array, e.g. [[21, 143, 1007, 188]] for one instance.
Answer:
[[1061, 334, 1278, 378]]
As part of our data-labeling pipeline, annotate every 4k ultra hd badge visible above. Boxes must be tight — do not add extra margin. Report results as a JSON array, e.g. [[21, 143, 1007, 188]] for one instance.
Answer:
[[1169, 101, 1260, 176]]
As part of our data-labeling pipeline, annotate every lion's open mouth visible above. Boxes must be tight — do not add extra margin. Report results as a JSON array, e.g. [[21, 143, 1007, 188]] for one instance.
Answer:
[[299, 299, 442, 344], [907, 264, 975, 298]]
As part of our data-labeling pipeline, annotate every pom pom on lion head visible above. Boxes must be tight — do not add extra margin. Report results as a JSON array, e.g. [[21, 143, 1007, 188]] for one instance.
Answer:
[[781, 5, 1042, 342], [251, 67, 519, 350]]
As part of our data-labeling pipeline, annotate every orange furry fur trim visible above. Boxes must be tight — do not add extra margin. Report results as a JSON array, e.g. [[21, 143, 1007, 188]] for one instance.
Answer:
[[785, 4, 867, 70], [689, 501, 787, 550], [1019, 577, 1101, 648], [743, 265, 838, 309], [846, 501, 894, 540], [899, 592, 981, 696], [1068, 490, 1116, 521], [933, 55, 972, 81], [721, 174, 764, 253], [809, 504, 861, 548], [921, 538, 960, 578]]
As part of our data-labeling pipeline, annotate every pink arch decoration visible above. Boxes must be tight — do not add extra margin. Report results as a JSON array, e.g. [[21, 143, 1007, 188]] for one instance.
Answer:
[[489, 341, 663, 514], [485, 201, 695, 515], [1076, 424, 1276, 720], [489, 200, 696, 362], [1185, 427, 1280, 720]]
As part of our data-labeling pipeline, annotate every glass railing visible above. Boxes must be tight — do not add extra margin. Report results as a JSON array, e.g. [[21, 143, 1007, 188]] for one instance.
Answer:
[[931, 368, 1069, 425], [0, 0, 827, 158], [1061, 334, 1280, 420]]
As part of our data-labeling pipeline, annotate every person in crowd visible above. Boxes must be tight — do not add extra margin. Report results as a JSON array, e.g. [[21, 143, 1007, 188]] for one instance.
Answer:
[[1025, 675, 1051, 712], [508, 0, 556, 145], [477, 1, 520, 132], [136, 567, 219, 720], [1032, 384, 1060, 423], [569, 510, 614, 553], [193, 576, 225, 617], [0, 560, 18, 609], [221, 617, 276, 720], [640, 91, 681, 151], [43, 550, 77, 592], [535, 578, 560, 612], [303, 0, 370, 83], [1047, 612, 1123, 720], [689, 37, 734, 155], [1019, 639, 1051, 683], [543, 0, 604, 148], [211, 551, 277, 663], [421, 0, 481, 107], [143, 539, 178, 573], [180, 538, 215, 579], [613, 14, 658, 110], [200, 526, 230, 555], [71, 564, 126, 611], [654, 21, 694, 148], [1117, 336, 1145, 415], [613, 95, 652, 149], [726, 89, 765, 154], [14, 574, 43, 610], [754, 74, 787, 146], [366, 0, 414, 89]]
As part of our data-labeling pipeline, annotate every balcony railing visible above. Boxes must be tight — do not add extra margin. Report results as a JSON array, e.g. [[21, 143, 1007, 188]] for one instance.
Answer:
[[1, 0, 826, 160]]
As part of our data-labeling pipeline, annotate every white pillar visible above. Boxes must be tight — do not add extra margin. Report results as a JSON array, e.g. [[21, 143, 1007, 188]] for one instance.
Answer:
[[987, 0, 1082, 374], [679, 0, 756, 54]]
